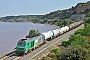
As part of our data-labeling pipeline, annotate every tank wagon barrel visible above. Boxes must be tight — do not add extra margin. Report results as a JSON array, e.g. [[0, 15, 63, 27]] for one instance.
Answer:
[[58, 28, 63, 35], [56, 29, 60, 35], [68, 24, 73, 30], [51, 29, 59, 38], [41, 32, 52, 40], [48, 31, 54, 38], [65, 26, 69, 31]]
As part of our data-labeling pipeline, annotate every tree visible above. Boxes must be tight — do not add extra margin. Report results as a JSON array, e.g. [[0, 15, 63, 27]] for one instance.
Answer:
[[68, 34, 88, 48], [57, 46, 89, 60], [62, 40, 69, 47], [75, 29, 83, 35], [50, 48, 59, 54], [64, 19, 73, 26], [84, 17, 90, 23], [83, 24, 90, 36], [55, 22, 62, 26], [26, 29, 40, 38]]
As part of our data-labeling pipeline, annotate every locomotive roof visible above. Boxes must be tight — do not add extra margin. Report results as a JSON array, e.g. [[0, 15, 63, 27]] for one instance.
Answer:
[[19, 36, 42, 42]]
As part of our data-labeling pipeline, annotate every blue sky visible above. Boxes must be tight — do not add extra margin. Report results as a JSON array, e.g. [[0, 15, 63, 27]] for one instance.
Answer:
[[0, 0, 89, 17]]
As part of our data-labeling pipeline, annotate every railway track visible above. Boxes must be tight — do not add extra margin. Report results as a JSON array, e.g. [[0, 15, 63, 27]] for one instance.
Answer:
[[0, 24, 84, 60], [0, 44, 45, 60], [0, 50, 22, 60]]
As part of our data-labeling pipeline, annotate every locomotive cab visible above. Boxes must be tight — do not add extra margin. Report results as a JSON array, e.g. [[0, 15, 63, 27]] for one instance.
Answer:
[[15, 39, 27, 55], [15, 38, 38, 55]]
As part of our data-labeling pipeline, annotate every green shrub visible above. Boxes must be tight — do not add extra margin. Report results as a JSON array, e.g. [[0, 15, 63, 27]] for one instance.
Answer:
[[57, 46, 89, 60], [26, 29, 40, 38], [62, 40, 69, 47], [50, 48, 59, 54]]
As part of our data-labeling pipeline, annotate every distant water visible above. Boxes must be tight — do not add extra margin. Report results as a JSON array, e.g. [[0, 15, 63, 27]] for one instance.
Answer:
[[0, 22, 57, 54]]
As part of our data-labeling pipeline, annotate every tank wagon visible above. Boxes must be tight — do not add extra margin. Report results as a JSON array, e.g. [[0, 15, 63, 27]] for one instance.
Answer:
[[56, 29, 60, 36], [68, 24, 73, 30], [48, 31, 54, 38], [61, 27, 67, 33], [65, 26, 69, 32], [58, 28, 63, 35], [41, 32, 52, 41], [51, 29, 59, 38], [15, 20, 83, 55]]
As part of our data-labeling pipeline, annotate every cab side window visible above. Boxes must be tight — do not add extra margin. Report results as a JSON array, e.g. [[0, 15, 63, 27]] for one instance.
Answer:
[[31, 41, 34, 47], [27, 43, 29, 45]]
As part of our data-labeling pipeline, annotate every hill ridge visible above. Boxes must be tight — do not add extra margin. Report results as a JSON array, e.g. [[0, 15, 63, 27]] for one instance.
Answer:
[[0, 1, 90, 22]]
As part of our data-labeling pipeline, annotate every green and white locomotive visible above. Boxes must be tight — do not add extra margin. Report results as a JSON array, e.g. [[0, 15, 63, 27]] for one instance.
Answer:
[[15, 35, 45, 55]]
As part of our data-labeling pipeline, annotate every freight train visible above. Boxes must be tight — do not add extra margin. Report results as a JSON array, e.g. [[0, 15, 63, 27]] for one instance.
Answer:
[[15, 20, 83, 55]]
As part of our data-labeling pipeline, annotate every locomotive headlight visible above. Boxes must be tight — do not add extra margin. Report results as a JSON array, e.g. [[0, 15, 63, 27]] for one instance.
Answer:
[[24, 48, 26, 51]]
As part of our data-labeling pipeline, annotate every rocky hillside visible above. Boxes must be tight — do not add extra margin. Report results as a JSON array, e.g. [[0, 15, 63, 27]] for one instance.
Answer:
[[0, 15, 43, 22], [42, 1, 90, 21], [0, 1, 90, 22]]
